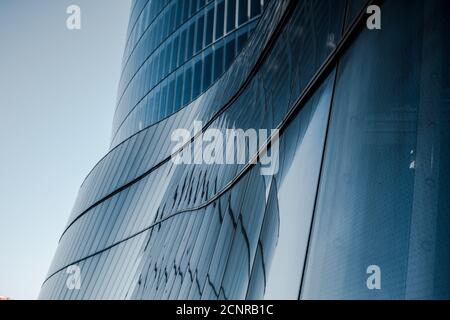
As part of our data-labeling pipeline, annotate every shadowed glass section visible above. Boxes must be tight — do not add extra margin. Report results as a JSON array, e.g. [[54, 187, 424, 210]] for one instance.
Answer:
[[301, 0, 450, 300]]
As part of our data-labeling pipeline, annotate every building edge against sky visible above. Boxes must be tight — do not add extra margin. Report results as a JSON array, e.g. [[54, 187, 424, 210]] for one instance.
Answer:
[[40, 0, 450, 299]]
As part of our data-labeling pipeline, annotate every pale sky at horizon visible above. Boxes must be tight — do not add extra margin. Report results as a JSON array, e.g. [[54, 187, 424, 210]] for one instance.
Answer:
[[0, 0, 131, 299]]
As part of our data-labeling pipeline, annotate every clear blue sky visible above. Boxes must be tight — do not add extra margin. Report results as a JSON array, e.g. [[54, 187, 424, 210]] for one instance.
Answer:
[[0, 0, 131, 299]]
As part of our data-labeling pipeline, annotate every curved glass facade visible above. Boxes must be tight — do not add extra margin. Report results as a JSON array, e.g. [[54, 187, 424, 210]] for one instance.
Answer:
[[40, 0, 450, 300], [111, 0, 268, 147]]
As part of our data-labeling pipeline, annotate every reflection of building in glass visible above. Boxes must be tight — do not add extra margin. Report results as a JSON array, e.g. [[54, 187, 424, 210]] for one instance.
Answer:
[[40, 0, 450, 299]]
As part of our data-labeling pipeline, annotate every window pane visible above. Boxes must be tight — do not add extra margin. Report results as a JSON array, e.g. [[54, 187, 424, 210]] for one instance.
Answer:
[[192, 58, 203, 98], [183, 67, 193, 105], [202, 51, 213, 91], [205, 7, 214, 46], [238, 0, 248, 26], [226, 0, 236, 33], [250, 0, 261, 18], [215, 1, 225, 40], [195, 15, 205, 53], [224, 35, 236, 69], [213, 43, 224, 80]]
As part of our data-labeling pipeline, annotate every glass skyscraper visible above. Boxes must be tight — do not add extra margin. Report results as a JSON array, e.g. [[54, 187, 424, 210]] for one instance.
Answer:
[[40, 0, 450, 299]]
